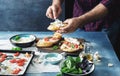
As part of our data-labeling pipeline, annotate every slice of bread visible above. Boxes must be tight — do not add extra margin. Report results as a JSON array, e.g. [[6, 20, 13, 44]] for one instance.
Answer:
[[60, 42, 80, 52], [60, 38, 80, 52], [36, 33, 62, 48], [36, 39, 53, 48], [47, 19, 67, 31]]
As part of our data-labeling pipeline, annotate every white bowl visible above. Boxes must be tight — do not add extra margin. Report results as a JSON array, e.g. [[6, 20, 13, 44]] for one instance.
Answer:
[[45, 53, 63, 64], [10, 34, 36, 48]]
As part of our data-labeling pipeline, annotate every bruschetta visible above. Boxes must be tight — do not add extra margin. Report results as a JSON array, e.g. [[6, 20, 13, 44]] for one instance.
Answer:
[[36, 33, 62, 48], [60, 38, 81, 52], [47, 19, 67, 31]]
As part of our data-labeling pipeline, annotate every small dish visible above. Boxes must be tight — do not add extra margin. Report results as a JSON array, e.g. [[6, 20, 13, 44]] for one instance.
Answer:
[[10, 34, 36, 48], [44, 53, 63, 64]]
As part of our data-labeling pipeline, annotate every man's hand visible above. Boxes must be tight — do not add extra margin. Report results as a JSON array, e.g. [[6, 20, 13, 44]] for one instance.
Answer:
[[57, 17, 83, 33], [46, 4, 62, 19]]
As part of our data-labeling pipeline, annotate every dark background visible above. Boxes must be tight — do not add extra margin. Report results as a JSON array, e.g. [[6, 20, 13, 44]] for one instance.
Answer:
[[0, 0, 65, 31]]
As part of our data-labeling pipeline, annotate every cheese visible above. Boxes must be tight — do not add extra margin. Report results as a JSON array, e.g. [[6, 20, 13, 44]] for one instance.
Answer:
[[64, 38, 80, 45], [50, 19, 64, 27]]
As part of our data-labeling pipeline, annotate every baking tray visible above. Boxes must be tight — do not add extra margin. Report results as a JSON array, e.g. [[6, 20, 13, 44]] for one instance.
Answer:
[[0, 50, 34, 76]]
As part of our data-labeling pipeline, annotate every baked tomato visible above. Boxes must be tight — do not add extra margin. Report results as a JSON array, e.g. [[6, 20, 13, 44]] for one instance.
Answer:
[[1, 54, 7, 58], [0, 58, 5, 62], [10, 59, 16, 63], [17, 62, 24, 66], [14, 52, 20, 56], [44, 37, 49, 41], [0, 52, 3, 56], [16, 59, 26, 63], [12, 68, 21, 74]]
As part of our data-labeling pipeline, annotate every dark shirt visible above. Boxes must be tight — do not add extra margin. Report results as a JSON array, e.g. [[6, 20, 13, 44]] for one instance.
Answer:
[[73, 0, 120, 31]]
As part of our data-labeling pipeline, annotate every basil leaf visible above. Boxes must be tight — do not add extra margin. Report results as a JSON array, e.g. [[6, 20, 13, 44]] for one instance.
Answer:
[[12, 47, 22, 51], [56, 73, 62, 76], [14, 35, 21, 41], [66, 59, 72, 69], [76, 57, 81, 63], [52, 45, 59, 50], [78, 68, 83, 74]]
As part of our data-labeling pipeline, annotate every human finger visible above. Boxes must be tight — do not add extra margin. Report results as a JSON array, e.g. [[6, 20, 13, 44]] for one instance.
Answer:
[[52, 6, 58, 19], [56, 29, 67, 33], [46, 6, 54, 19]]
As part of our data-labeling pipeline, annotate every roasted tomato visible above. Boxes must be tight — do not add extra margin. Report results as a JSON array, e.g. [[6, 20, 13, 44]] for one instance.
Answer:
[[14, 52, 20, 56], [17, 62, 24, 66], [75, 44, 79, 48], [12, 68, 21, 74], [64, 41, 69, 45], [16, 58, 26, 63], [0, 52, 3, 56], [1, 54, 7, 58], [0, 58, 5, 62], [44, 37, 49, 41], [10, 59, 16, 63], [51, 37, 58, 40]]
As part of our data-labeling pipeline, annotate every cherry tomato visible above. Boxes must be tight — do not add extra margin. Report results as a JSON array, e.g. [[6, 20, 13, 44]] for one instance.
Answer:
[[75, 44, 79, 48], [0, 52, 3, 56], [0, 58, 5, 62], [16, 59, 26, 63], [12, 68, 21, 74], [14, 52, 20, 56], [1, 54, 7, 58], [44, 37, 49, 41], [51, 37, 57, 40], [17, 62, 24, 66], [10, 59, 16, 63], [64, 41, 69, 45]]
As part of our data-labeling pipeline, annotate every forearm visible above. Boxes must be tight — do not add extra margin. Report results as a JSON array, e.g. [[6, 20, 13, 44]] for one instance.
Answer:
[[52, 0, 64, 5], [78, 3, 108, 25]]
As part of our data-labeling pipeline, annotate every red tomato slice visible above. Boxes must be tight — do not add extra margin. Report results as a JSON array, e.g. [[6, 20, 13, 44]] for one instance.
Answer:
[[68, 43, 72, 47], [14, 52, 20, 56], [17, 62, 24, 66], [44, 37, 49, 41], [0, 58, 5, 62], [75, 44, 79, 48], [12, 68, 21, 74], [10, 59, 16, 63], [0, 52, 3, 56], [64, 41, 69, 45], [1, 54, 7, 58], [16, 58, 26, 63], [51, 37, 58, 40]]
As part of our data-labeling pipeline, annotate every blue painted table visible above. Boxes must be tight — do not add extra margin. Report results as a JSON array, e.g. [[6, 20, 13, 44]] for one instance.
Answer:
[[0, 31, 120, 76]]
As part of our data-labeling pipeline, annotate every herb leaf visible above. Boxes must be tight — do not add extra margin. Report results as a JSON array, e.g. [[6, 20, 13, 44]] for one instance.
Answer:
[[52, 45, 59, 50], [12, 47, 22, 51], [14, 35, 21, 41]]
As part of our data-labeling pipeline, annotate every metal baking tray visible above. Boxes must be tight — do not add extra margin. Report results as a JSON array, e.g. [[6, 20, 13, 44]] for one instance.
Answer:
[[0, 50, 34, 76]]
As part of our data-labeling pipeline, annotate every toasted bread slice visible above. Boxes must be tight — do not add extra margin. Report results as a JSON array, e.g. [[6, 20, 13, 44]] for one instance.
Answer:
[[52, 32, 62, 39], [47, 19, 67, 31], [60, 42, 80, 52], [47, 23, 67, 31], [36, 39, 53, 48], [60, 38, 80, 52], [36, 36, 61, 48]]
